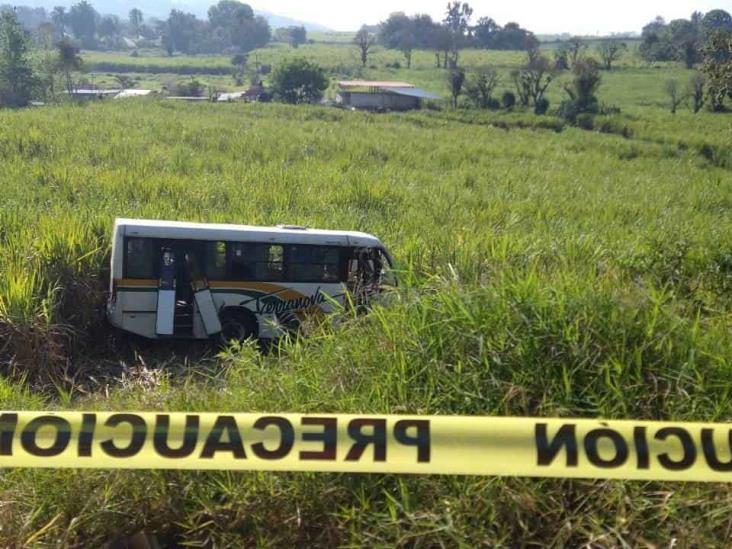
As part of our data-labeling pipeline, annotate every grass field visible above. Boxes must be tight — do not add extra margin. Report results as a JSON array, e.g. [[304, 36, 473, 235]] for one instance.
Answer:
[[81, 40, 659, 99], [1, 40, 732, 546]]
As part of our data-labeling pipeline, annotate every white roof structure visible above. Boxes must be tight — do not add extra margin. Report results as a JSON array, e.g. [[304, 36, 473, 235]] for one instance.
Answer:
[[217, 91, 247, 102], [386, 87, 441, 100], [337, 80, 441, 100], [166, 96, 209, 101], [114, 89, 154, 99], [338, 80, 414, 89], [65, 89, 120, 96], [115, 218, 384, 249]]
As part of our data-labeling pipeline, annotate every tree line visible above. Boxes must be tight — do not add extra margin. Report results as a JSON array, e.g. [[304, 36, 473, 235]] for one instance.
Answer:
[[0, 1, 280, 55], [370, 3, 536, 69], [640, 10, 732, 68]]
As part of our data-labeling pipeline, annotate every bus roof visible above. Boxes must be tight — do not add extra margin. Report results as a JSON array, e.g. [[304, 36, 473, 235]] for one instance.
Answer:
[[115, 218, 384, 248]]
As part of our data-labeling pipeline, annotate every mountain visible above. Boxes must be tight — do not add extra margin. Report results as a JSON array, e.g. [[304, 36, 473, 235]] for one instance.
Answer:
[[254, 9, 330, 31]]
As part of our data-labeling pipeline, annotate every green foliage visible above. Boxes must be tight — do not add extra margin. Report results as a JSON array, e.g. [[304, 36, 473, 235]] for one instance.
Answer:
[[166, 78, 205, 97], [447, 66, 465, 108], [353, 26, 375, 68], [68, 0, 97, 49], [274, 25, 307, 49], [510, 54, 553, 107], [0, 11, 36, 107], [271, 58, 328, 104], [206, 1, 270, 53], [701, 30, 732, 110], [501, 90, 515, 108], [56, 37, 82, 95], [560, 58, 602, 124], [464, 67, 499, 108], [533, 96, 549, 114], [596, 39, 627, 70]]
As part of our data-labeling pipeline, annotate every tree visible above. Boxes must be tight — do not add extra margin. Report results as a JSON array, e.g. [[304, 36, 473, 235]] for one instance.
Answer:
[[666, 19, 700, 68], [687, 73, 706, 113], [392, 26, 415, 69], [207, 1, 269, 53], [511, 54, 553, 107], [208, 0, 253, 28], [664, 79, 684, 113], [465, 68, 499, 108], [493, 22, 537, 51], [702, 10, 732, 36], [98, 15, 121, 41], [447, 66, 465, 108], [231, 52, 247, 84], [553, 47, 570, 70], [597, 39, 626, 70], [288, 26, 307, 48], [165, 10, 198, 55], [443, 2, 472, 67], [114, 74, 136, 89], [565, 36, 587, 67], [57, 37, 82, 95], [473, 17, 500, 48], [640, 18, 673, 62], [50, 6, 66, 38], [0, 11, 36, 107], [559, 58, 602, 123], [129, 9, 143, 37], [701, 30, 732, 111], [353, 26, 375, 67], [431, 25, 452, 68], [271, 58, 328, 104], [379, 12, 438, 68], [68, 1, 97, 49]]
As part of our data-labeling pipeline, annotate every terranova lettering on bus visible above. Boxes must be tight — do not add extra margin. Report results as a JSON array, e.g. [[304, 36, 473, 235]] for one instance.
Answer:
[[253, 288, 327, 315]]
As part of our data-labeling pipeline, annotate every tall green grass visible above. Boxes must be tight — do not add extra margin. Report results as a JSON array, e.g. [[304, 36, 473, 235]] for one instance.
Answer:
[[0, 99, 731, 545]]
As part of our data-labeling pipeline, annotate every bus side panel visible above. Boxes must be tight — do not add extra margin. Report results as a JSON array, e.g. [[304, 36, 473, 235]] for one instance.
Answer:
[[117, 287, 159, 338], [210, 282, 347, 338]]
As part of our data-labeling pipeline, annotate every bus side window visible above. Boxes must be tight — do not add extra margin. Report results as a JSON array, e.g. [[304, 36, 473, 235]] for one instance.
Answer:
[[288, 245, 341, 282], [229, 243, 284, 281], [204, 241, 227, 280], [230, 242, 255, 280], [262, 244, 284, 281], [125, 238, 155, 279]]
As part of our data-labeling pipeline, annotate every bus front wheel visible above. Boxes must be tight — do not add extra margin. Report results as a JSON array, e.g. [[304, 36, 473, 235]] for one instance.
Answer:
[[218, 309, 257, 345]]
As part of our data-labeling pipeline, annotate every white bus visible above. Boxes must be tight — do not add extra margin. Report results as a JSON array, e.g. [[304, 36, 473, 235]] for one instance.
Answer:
[[107, 219, 395, 341]]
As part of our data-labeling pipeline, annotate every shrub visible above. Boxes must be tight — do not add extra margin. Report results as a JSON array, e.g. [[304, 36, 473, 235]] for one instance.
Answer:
[[595, 116, 633, 138], [465, 68, 500, 109], [557, 100, 577, 123], [576, 113, 594, 130], [486, 97, 501, 110], [534, 97, 550, 115], [271, 58, 328, 104], [167, 79, 205, 97], [501, 91, 516, 109]]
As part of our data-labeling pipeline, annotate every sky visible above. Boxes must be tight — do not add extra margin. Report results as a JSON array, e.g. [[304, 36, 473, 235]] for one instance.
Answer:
[[260, 0, 731, 34]]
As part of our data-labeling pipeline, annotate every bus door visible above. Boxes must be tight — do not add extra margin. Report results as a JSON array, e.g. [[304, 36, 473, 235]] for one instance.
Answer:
[[192, 278, 222, 336], [155, 248, 176, 335], [347, 248, 380, 307], [180, 244, 221, 336]]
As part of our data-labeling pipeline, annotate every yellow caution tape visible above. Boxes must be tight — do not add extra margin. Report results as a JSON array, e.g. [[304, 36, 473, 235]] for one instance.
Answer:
[[1, 412, 731, 481]]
